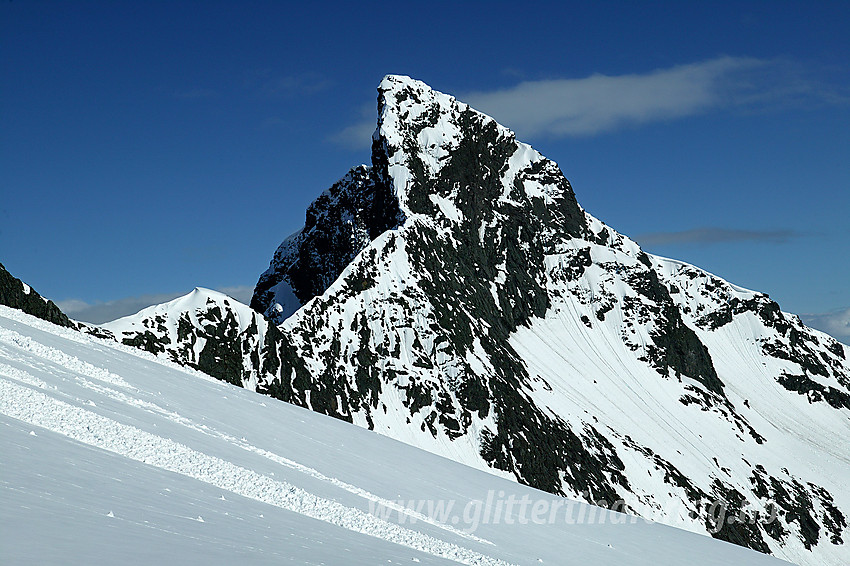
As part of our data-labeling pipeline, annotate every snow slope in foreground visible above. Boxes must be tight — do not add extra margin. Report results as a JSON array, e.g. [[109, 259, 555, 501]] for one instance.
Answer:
[[0, 306, 786, 566]]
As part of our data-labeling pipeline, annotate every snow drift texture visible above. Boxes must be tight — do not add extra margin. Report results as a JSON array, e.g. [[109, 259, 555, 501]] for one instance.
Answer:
[[105, 76, 849, 566]]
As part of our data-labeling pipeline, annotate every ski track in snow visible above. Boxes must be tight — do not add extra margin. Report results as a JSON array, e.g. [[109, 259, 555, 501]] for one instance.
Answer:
[[0, 308, 504, 565], [0, 361, 49, 389], [0, 378, 511, 566], [0, 326, 135, 390]]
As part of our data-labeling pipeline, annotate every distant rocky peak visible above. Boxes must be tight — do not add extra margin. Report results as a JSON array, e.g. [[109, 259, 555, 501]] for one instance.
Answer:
[[374, 74, 589, 248], [253, 75, 599, 326]]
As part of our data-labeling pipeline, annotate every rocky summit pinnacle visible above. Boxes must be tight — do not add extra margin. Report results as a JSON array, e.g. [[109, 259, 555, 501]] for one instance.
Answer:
[[109, 76, 849, 566]]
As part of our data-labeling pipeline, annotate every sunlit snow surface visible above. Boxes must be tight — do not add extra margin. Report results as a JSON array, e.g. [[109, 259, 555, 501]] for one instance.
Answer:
[[0, 306, 786, 565]]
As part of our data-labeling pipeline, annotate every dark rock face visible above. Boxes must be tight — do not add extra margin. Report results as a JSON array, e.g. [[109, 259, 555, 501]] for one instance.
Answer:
[[251, 165, 402, 325], [0, 263, 74, 328]]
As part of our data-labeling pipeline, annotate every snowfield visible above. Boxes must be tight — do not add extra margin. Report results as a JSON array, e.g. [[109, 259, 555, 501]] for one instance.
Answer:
[[0, 305, 786, 565]]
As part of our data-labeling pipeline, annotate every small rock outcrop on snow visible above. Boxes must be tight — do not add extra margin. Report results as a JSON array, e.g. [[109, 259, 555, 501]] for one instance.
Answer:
[[0, 263, 74, 328]]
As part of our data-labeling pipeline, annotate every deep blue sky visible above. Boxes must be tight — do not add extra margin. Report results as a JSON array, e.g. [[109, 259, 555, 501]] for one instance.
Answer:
[[2, 1, 848, 338]]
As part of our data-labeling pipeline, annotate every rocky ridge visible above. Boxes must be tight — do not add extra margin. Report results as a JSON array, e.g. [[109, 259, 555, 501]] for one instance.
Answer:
[[0, 263, 74, 328]]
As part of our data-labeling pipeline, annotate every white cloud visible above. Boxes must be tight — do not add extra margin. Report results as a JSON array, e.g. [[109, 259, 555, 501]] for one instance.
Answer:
[[53, 299, 93, 313], [330, 121, 376, 150], [635, 227, 799, 247], [58, 286, 256, 325], [214, 285, 254, 305], [802, 307, 850, 345], [464, 56, 767, 137], [328, 103, 377, 150], [332, 56, 843, 148]]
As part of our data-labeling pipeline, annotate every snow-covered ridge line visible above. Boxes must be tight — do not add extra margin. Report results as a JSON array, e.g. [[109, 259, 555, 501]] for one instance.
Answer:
[[1, 305, 222, 385]]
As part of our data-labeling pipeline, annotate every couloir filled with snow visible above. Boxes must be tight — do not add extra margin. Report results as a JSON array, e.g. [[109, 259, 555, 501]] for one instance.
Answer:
[[0, 305, 788, 565]]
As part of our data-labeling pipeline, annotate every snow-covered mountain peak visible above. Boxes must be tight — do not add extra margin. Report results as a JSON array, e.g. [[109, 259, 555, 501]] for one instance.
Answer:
[[101, 288, 272, 390], [376, 74, 473, 202], [252, 75, 592, 325], [374, 74, 578, 239], [242, 76, 850, 566], [105, 287, 257, 334], [77, 76, 849, 566], [376, 74, 514, 148]]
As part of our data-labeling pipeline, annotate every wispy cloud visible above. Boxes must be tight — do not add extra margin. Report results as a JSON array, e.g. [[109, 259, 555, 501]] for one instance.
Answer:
[[248, 70, 332, 98], [53, 299, 94, 313], [801, 307, 850, 345], [464, 56, 767, 137], [635, 227, 799, 247], [333, 56, 846, 148], [213, 285, 254, 304], [173, 88, 218, 99], [330, 121, 376, 150], [328, 103, 377, 150], [58, 286, 256, 325], [56, 292, 184, 325]]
